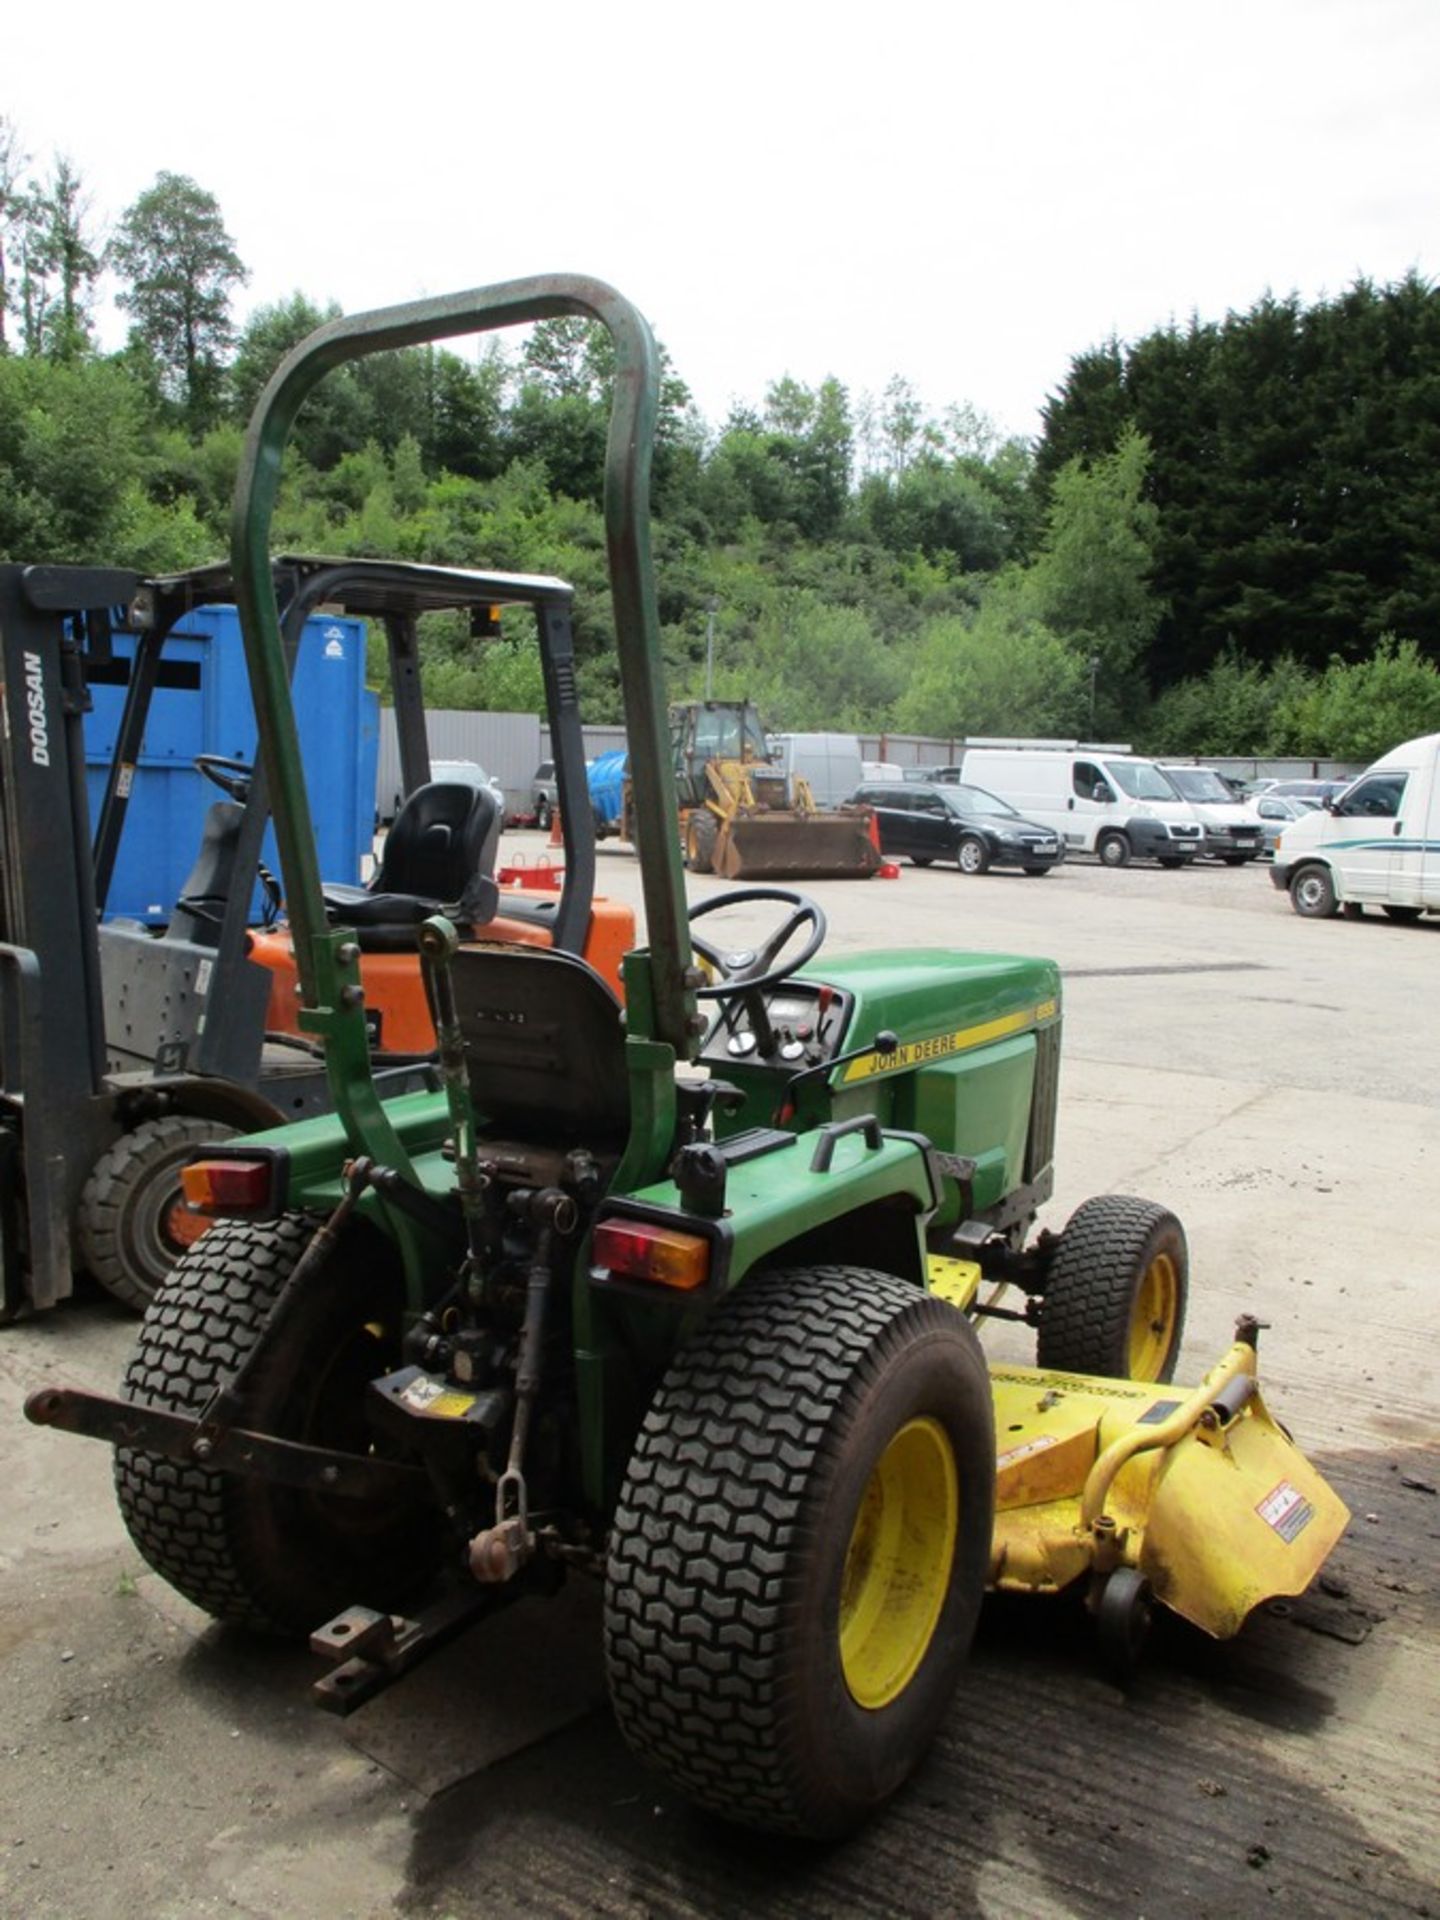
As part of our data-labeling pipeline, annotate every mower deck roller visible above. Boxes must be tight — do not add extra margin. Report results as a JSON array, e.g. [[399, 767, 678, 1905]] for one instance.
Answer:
[[715, 810, 882, 880]]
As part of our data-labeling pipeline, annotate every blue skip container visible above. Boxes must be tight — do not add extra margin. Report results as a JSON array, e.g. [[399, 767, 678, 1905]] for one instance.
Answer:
[[84, 603, 379, 924]]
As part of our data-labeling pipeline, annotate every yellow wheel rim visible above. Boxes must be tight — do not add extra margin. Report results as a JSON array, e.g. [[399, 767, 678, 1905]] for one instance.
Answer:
[[1128, 1251, 1179, 1379], [839, 1417, 958, 1710]]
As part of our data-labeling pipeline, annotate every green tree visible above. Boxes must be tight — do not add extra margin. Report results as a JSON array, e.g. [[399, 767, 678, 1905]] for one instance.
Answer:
[[29, 156, 98, 361], [0, 354, 145, 558], [895, 587, 1087, 737], [1288, 638, 1440, 759], [0, 117, 27, 353], [1024, 425, 1161, 728], [111, 173, 247, 429]]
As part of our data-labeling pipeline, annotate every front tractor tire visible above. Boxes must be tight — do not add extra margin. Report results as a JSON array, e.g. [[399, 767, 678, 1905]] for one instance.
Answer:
[[115, 1214, 441, 1635], [604, 1266, 994, 1838], [1036, 1195, 1189, 1384], [78, 1115, 236, 1313]]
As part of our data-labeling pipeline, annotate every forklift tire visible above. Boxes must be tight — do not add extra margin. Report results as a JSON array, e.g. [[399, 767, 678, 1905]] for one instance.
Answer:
[[78, 1116, 237, 1313], [114, 1214, 441, 1635], [1036, 1195, 1188, 1383], [604, 1265, 994, 1837], [684, 811, 719, 874]]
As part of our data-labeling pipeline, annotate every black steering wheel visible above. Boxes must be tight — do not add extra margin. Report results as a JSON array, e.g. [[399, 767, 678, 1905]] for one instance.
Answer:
[[688, 887, 827, 1000], [195, 753, 253, 803]]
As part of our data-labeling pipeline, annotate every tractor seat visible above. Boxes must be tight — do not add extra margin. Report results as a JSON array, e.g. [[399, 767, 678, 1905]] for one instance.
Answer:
[[448, 943, 629, 1150], [322, 781, 501, 953], [170, 800, 246, 947]]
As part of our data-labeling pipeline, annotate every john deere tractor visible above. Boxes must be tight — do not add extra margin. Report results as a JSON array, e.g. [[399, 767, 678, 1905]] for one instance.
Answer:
[[28, 277, 1345, 1839]]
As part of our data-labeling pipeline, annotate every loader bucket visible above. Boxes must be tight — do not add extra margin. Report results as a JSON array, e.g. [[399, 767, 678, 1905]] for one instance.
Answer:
[[714, 811, 882, 881]]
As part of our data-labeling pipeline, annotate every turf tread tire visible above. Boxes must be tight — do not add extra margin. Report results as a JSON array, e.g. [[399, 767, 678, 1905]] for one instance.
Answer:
[[1036, 1195, 1188, 1383], [604, 1265, 993, 1837], [115, 1214, 436, 1635]]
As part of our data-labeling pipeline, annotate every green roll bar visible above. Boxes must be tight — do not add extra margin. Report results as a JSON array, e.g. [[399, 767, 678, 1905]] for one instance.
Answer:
[[228, 276, 699, 1166]]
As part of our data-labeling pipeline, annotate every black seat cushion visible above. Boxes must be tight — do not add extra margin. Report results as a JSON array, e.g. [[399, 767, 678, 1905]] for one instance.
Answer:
[[448, 944, 629, 1149], [323, 781, 501, 949]]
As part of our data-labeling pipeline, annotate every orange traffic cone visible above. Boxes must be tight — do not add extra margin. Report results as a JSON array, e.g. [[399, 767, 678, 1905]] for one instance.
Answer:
[[548, 805, 563, 849], [866, 807, 900, 879]]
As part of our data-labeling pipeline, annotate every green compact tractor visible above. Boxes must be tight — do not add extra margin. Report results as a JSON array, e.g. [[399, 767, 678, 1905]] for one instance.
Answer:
[[28, 277, 1345, 1839]]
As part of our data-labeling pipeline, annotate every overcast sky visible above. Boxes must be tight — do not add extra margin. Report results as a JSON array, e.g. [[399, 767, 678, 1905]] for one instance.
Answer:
[[8, 0, 1438, 442]]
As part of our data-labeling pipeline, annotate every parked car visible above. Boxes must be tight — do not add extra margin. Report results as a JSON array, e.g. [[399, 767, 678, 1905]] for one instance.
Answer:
[[851, 780, 1064, 875], [531, 759, 558, 829], [431, 758, 506, 812], [955, 744, 1202, 866], [1255, 777, 1353, 805], [1243, 792, 1320, 856], [1157, 764, 1266, 864], [1271, 732, 1440, 919], [384, 758, 505, 826], [770, 732, 864, 809]]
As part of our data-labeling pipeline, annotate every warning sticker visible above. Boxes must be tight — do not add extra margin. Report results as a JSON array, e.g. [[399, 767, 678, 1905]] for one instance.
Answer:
[[400, 1378, 477, 1420], [997, 1432, 1061, 1469], [1256, 1479, 1315, 1544]]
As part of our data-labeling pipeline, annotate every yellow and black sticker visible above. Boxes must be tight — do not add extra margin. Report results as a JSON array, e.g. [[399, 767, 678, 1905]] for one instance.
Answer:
[[840, 998, 1059, 1084], [399, 1377, 478, 1420]]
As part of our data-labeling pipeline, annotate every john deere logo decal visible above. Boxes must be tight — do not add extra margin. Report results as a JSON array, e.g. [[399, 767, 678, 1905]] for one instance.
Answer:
[[840, 999, 1058, 1083]]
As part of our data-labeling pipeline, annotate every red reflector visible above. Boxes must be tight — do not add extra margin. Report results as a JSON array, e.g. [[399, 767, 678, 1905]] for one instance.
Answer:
[[180, 1158, 273, 1215], [592, 1218, 710, 1291]]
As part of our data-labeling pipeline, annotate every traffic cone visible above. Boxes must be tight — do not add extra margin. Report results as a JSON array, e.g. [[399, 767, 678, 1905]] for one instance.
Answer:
[[548, 805, 563, 849], [866, 807, 901, 879]]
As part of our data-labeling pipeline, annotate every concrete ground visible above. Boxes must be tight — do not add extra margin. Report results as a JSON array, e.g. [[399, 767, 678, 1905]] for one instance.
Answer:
[[2, 841, 1436, 1920]]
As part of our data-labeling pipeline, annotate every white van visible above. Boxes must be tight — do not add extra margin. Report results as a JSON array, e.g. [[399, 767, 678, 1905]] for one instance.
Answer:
[[1270, 731, 1440, 920], [1158, 764, 1266, 864], [771, 732, 865, 810], [958, 741, 1204, 867]]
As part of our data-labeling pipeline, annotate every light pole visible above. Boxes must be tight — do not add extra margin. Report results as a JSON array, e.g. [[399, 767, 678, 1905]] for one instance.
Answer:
[[1088, 654, 1101, 736], [704, 598, 717, 700]]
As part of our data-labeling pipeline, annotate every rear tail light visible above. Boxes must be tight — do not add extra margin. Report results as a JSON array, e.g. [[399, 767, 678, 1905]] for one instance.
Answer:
[[592, 1218, 710, 1291], [181, 1157, 275, 1216]]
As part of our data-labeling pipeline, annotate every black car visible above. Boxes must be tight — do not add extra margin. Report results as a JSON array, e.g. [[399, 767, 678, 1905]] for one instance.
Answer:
[[852, 781, 1064, 875]]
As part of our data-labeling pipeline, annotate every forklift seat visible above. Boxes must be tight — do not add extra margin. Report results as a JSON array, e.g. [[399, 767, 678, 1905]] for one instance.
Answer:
[[323, 781, 502, 952], [448, 943, 629, 1149]]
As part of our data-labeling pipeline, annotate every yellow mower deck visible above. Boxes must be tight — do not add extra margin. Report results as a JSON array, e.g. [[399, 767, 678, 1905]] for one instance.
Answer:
[[928, 1256, 1349, 1639]]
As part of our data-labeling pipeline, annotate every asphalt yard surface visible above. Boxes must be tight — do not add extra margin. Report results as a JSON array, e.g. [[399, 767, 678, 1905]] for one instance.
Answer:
[[2, 841, 1436, 1919]]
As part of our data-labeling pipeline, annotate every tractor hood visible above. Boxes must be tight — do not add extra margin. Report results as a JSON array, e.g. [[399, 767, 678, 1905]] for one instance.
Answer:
[[806, 948, 1061, 1083]]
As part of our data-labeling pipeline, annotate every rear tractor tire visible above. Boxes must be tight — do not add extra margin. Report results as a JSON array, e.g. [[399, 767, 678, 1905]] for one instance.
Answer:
[[1097, 831, 1131, 869], [78, 1115, 236, 1313], [114, 1214, 442, 1635], [605, 1266, 994, 1837], [1036, 1195, 1188, 1383]]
